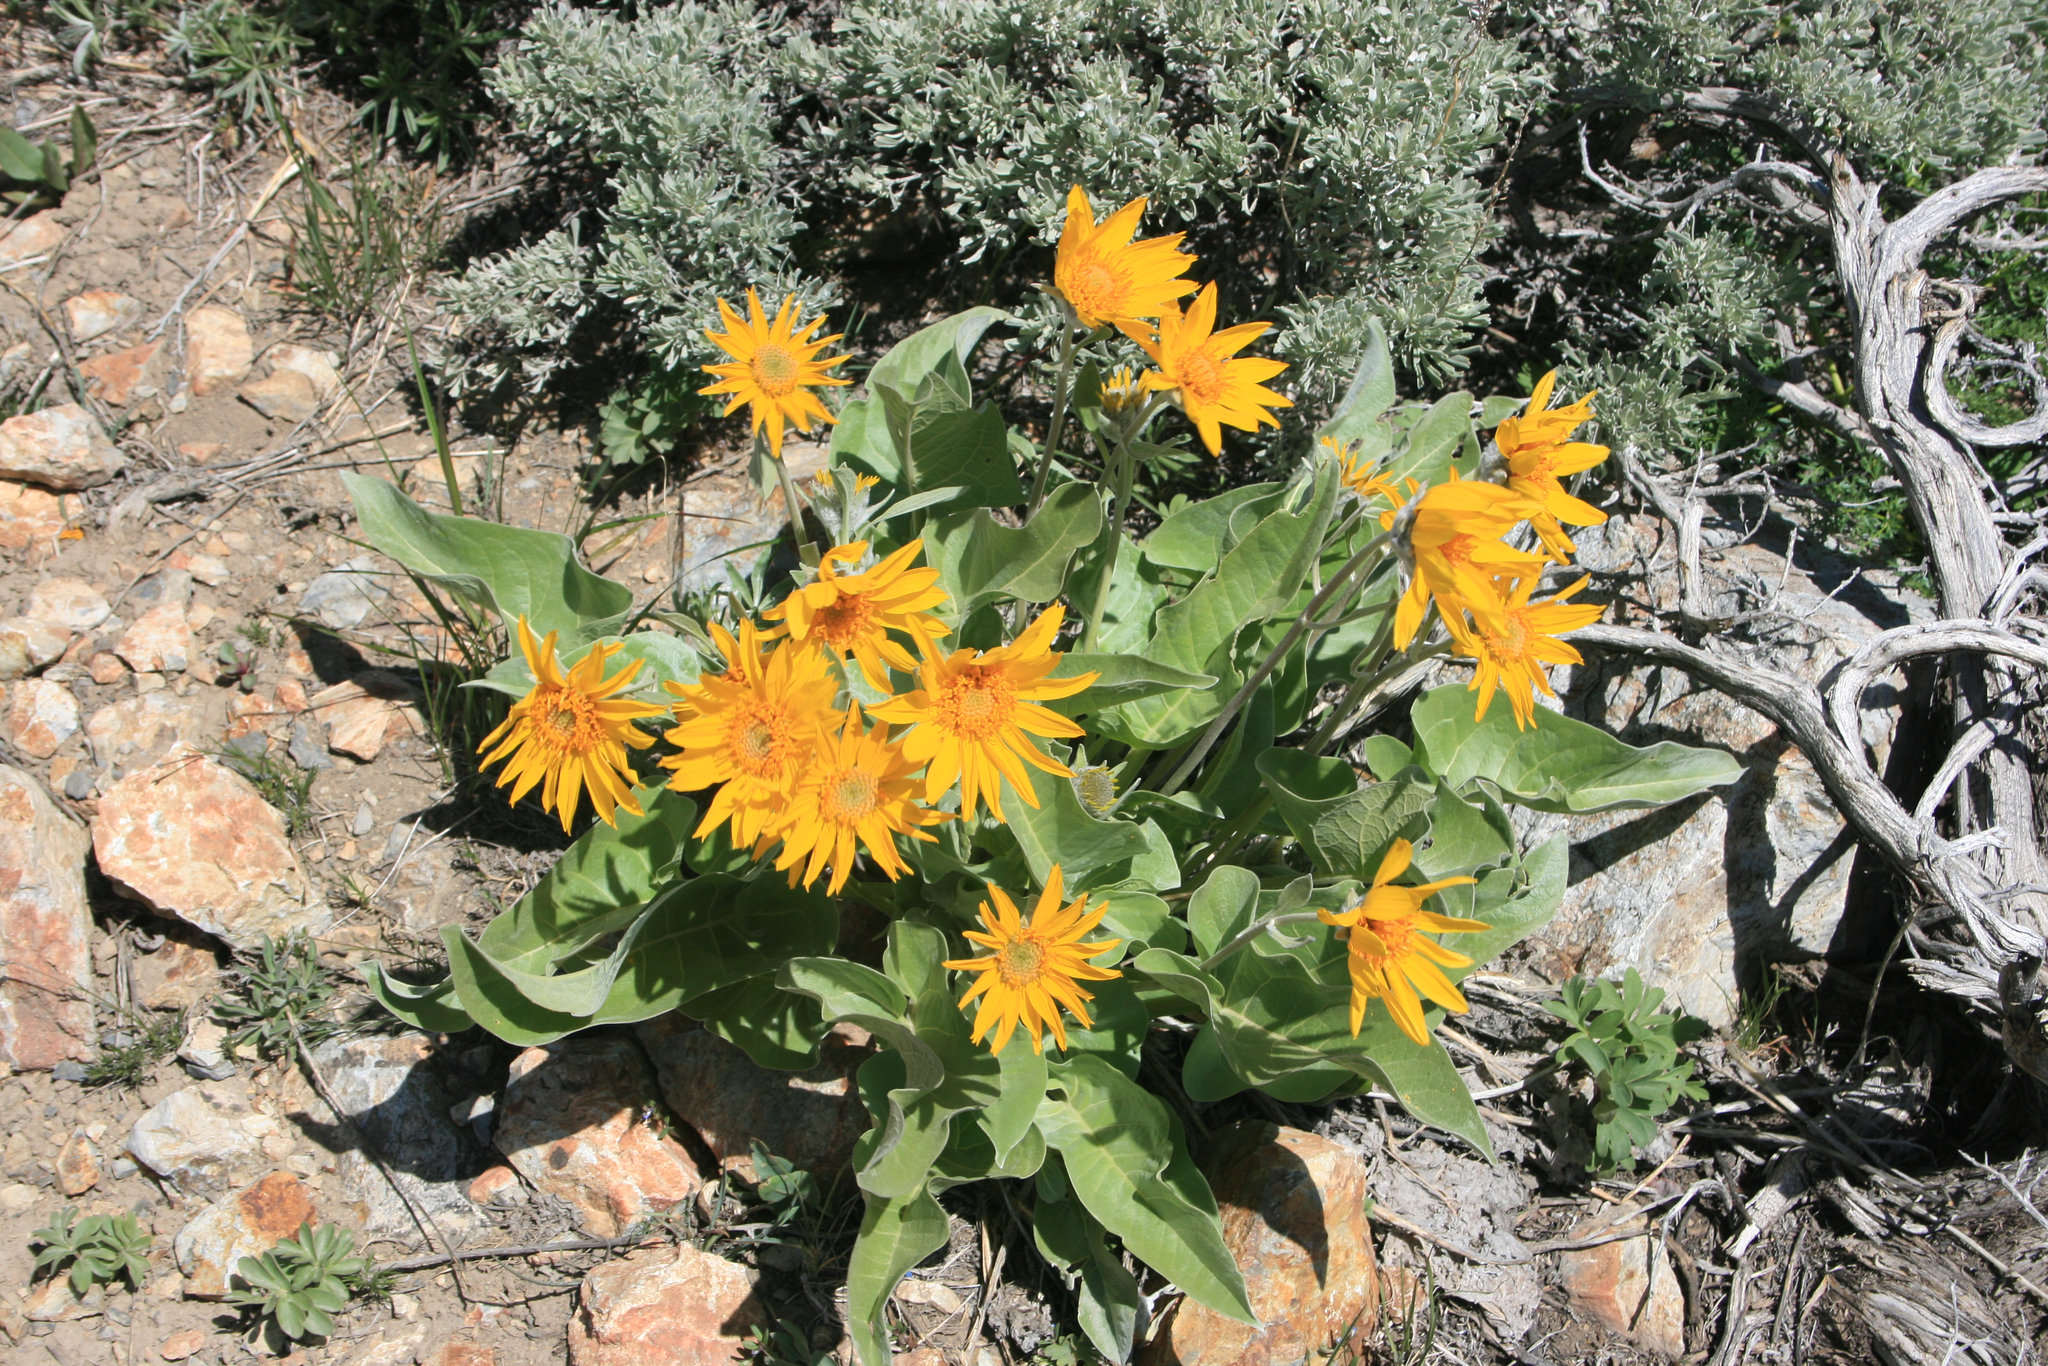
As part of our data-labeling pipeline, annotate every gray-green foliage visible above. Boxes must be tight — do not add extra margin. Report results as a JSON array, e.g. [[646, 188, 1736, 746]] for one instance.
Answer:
[[32, 1210, 152, 1295], [231, 1222, 368, 1342], [440, 0, 1539, 401]]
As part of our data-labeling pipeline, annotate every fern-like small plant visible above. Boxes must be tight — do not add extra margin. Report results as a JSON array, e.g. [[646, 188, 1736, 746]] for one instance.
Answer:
[[1545, 969, 1710, 1172], [32, 1209, 152, 1295], [231, 1221, 366, 1342]]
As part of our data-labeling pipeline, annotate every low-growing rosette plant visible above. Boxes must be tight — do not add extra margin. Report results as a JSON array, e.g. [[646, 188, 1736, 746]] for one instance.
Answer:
[[357, 187, 1740, 1365]]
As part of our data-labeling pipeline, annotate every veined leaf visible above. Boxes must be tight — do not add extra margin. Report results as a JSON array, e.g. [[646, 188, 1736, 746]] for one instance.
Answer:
[[1003, 761, 1178, 892], [689, 976, 828, 1070], [1034, 1158, 1142, 1363], [925, 482, 1102, 623], [1036, 1054, 1254, 1325], [1317, 317, 1397, 449], [1142, 483, 1282, 573], [1409, 684, 1742, 811], [1256, 750, 1432, 881], [867, 307, 1012, 396], [844, 1186, 948, 1366], [345, 472, 631, 637]]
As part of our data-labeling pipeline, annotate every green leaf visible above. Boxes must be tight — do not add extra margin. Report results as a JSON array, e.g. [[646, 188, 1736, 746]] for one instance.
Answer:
[[1412, 780, 1512, 879], [1039, 653, 1216, 718], [1033, 1162, 1142, 1364], [925, 482, 1102, 623], [899, 402, 1024, 508], [779, 958, 942, 1093], [1142, 484, 1282, 573], [1392, 391, 1474, 490], [981, 1039, 1048, 1163], [690, 976, 828, 1070], [1256, 750, 1432, 881], [1105, 466, 1340, 746], [1317, 317, 1396, 448], [1036, 1054, 1254, 1324], [1409, 684, 1743, 811], [844, 1186, 949, 1366], [1451, 835, 1566, 971], [362, 969, 472, 1034], [867, 307, 1012, 397], [1186, 864, 1260, 960], [1003, 761, 1178, 892], [0, 127, 43, 182], [1361, 735, 1413, 782], [346, 473, 631, 637]]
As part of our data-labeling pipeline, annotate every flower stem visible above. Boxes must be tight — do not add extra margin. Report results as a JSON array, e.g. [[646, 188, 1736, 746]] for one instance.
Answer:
[[769, 443, 819, 567], [1025, 325, 1081, 516], [1198, 910, 1330, 972], [1082, 438, 1136, 652], [1156, 531, 1392, 797]]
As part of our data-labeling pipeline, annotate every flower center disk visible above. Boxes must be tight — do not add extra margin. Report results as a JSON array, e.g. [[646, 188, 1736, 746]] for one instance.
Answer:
[[998, 935, 1049, 986], [534, 689, 601, 752], [749, 343, 801, 398], [822, 768, 879, 822], [940, 670, 1012, 739], [1175, 350, 1225, 404]]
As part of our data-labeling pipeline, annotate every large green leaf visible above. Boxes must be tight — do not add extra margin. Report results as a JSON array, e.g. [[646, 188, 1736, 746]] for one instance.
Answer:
[[1256, 750, 1432, 881], [442, 873, 836, 1047], [1316, 317, 1397, 450], [925, 482, 1102, 623], [1034, 1159, 1142, 1363], [1040, 653, 1217, 718], [892, 398, 1025, 507], [844, 1186, 949, 1366], [1036, 1054, 1254, 1325], [1003, 762, 1179, 892], [1104, 466, 1339, 746], [1409, 684, 1743, 812], [1141, 483, 1282, 573], [362, 970, 472, 1034], [867, 307, 1012, 396], [689, 976, 828, 1070], [345, 473, 631, 637], [1388, 391, 1473, 491]]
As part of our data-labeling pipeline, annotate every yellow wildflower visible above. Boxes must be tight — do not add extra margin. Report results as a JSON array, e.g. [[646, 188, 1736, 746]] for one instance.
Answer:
[[1320, 839, 1486, 1046], [943, 865, 1123, 1054], [1497, 371, 1610, 559], [770, 704, 946, 895], [761, 539, 950, 692], [476, 618, 665, 835], [1381, 475, 1546, 648], [699, 291, 851, 457], [1123, 283, 1292, 456], [1052, 186, 1198, 330], [1443, 574, 1605, 729]]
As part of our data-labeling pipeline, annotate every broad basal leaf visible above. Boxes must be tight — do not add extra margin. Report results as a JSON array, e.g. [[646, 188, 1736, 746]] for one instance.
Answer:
[[925, 482, 1102, 623], [345, 472, 631, 637], [1409, 684, 1742, 812]]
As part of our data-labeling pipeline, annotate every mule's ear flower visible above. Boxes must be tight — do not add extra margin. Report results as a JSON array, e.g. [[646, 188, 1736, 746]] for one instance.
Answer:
[[869, 604, 1097, 825], [943, 865, 1123, 1055], [771, 704, 947, 896], [477, 618, 665, 834], [1444, 574, 1605, 729], [659, 621, 841, 847], [1381, 477, 1546, 649], [1320, 838, 1486, 1045], [1052, 186, 1198, 330], [1125, 283, 1292, 456], [699, 290, 851, 457], [761, 538, 950, 692], [1497, 370, 1610, 559]]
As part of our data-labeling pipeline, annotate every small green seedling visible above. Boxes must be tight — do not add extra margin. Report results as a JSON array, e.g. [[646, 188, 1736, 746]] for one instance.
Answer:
[[32, 1208, 151, 1295], [1545, 968, 1709, 1172], [750, 1140, 820, 1229], [213, 933, 342, 1060], [0, 107, 96, 209], [231, 1221, 366, 1342]]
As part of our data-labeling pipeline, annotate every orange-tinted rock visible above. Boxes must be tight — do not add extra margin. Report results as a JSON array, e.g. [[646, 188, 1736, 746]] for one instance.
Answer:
[[467, 1165, 522, 1208], [637, 1015, 871, 1181], [0, 213, 65, 270], [85, 691, 201, 767], [496, 1035, 704, 1238], [62, 289, 142, 342], [0, 765, 93, 1069], [0, 404, 124, 490], [1556, 1206, 1685, 1356], [184, 306, 253, 396], [424, 1343, 495, 1366], [79, 341, 164, 406], [173, 1171, 320, 1297], [115, 601, 191, 673], [92, 747, 325, 951], [4, 678, 78, 758], [0, 479, 64, 553], [275, 679, 309, 712], [88, 650, 127, 684], [175, 441, 227, 465], [567, 1243, 766, 1366], [156, 1327, 207, 1360], [226, 689, 282, 740], [132, 928, 221, 1011], [311, 674, 423, 761], [240, 369, 320, 423], [55, 1132, 99, 1195], [1141, 1123, 1378, 1366], [0, 615, 70, 678]]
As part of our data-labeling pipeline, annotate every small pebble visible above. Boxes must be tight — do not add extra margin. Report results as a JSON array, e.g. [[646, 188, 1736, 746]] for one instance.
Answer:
[[62, 768, 93, 799], [51, 1061, 87, 1083], [109, 1158, 137, 1180], [288, 718, 331, 770], [350, 799, 374, 837]]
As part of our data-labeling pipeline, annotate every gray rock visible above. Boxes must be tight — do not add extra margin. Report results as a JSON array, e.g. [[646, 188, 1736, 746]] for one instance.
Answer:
[[126, 1079, 274, 1199], [287, 718, 332, 770], [350, 799, 374, 837], [61, 767, 93, 800], [126, 569, 192, 610], [1513, 515, 1935, 1028], [288, 1033, 482, 1243], [299, 556, 389, 631], [51, 1060, 88, 1083]]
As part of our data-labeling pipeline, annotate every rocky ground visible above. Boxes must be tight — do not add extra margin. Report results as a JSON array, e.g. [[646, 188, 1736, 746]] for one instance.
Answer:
[[2, 47, 2047, 1366]]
